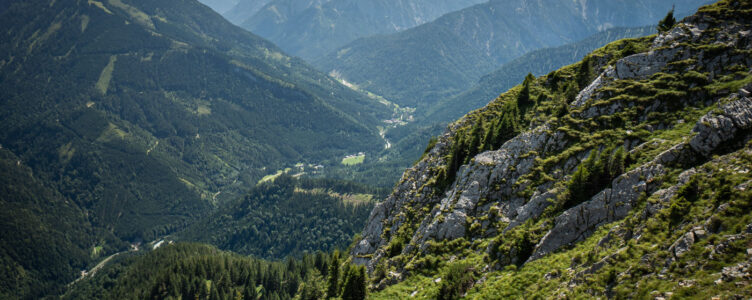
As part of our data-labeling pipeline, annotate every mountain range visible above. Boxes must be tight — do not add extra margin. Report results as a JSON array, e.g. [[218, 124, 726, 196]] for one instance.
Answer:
[[0, 0, 391, 296], [353, 1, 752, 297], [231, 0, 486, 60], [4, 0, 752, 299], [316, 0, 710, 109], [424, 25, 657, 124]]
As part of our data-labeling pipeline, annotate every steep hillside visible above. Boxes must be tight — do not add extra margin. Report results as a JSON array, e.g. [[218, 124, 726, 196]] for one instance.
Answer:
[[198, 0, 239, 13], [0, 0, 390, 297], [236, 0, 486, 60], [223, 0, 272, 24], [177, 175, 385, 259], [316, 0, 709, 109], [0, 148, 126, 299], [63, 243, 336, 299], [425, 26, 657, 124], [352, 1, 752, 298]]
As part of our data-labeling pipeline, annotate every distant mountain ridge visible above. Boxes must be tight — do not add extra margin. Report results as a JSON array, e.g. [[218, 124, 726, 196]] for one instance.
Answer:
[[233, 0, 486, 59], [0, 0, 390, 296], [223, 0, 272, 24], [198, 0, 239, 13], [352, 1, 752, 297], [316, 0, 711, 109], [425, 26, 658, 123]]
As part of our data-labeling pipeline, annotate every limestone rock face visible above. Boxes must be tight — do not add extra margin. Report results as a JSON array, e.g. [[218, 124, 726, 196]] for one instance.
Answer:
[[530, 164, 665, 261], [690, 95, 752, 156], [351, 4, 752, 286]]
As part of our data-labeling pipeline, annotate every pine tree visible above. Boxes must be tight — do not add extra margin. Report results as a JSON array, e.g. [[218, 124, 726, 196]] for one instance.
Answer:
[[518, 73, 536, 110], [576, 56, 592, 89], [296, 269, 325, 300], [566, 150, 596, 209], [657, 6, 676, 33], [340, 265, 366, 300], [325, 252, 340, 299]]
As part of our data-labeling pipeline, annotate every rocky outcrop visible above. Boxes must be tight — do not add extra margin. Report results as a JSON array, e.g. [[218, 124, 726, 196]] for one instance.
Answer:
[[690, 93, 752, 156], [530, 90, 752, 262], [529, 163, 665, 261], [352, 3, 752, 287]]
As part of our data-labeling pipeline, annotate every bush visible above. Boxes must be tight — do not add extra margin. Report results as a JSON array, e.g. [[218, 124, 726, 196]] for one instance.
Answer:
[[437, 263, 476, 300]]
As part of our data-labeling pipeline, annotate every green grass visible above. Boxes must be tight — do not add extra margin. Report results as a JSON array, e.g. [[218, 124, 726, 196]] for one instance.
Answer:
[[258, 170, 284, 184], [95, 55, 117, 95], [91, 246, 104, 258], [341, 154, 365, 166]]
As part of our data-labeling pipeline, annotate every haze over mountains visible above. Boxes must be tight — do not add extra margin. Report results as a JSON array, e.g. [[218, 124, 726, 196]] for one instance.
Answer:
[[425, 25, 657, 124], [226, 0, 487, 60], [316, 0, 710, 109], [3, 0, 752, 299], [0, 0, 389, 296]]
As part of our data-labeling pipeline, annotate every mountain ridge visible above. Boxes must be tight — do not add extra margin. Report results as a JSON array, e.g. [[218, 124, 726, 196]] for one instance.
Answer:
[[351, 1, 752, 297], [316, 0, 710, 109]]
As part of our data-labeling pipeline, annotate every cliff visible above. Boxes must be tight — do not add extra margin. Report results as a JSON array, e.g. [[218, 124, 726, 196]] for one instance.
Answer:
[[353, 1, 752, 297]]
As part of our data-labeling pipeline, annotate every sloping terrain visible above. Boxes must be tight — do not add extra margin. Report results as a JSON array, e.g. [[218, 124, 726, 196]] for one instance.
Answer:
[[223, 0, 272, 23], [316, 0, 709, 109], [351, 1, 752, 297], [177, 175, 385, 259], [0, 0, 390, 296], [236, 0, 486, 59], [425, 26, 657, 124]]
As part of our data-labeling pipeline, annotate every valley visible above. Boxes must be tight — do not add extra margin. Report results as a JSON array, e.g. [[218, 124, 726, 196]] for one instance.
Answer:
[[2, 0, 751, 299]]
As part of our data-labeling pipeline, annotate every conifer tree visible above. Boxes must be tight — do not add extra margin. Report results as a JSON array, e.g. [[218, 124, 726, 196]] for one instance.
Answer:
[[325, 251, 340, 299], [340, 265, 367, 300], [518, 73, 536, 110], [657, 6, 676, 33]]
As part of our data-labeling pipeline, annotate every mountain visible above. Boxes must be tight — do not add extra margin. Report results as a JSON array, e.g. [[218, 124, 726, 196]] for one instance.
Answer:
[[0, 0, 391, 297], [223, 0, 272, 24], [316, 0, 710, 109], [351, 0, 752, 298], [0, 148, 126, 299], [197, 0, 239, 13], [425, 26, 657, 124], [177, 175, 386, 259], [64, 243, 336, 299], [235, 0, 487, 60]]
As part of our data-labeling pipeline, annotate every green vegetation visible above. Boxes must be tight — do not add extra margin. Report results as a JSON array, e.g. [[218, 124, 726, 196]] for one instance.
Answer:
[[341, 154, 366, 166], [365, 1, 752, 298], [0, 0, 392, 297], [67, 243, 369, 300], [564, 146, 626, 209], [657, 7, 677, 32], [177, 175, 385, 259], [316, 1, 699, 110]]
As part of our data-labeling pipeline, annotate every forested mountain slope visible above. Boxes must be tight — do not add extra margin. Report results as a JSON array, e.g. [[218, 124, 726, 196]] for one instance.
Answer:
[[316, 0, 709, 109], [352, 1, 752, 298], [177, 175, 386, 260], [425, 26, 657, 124], [235, 0, 486, 60], [64, 243, 344, 300], [0, 0, 390, 297]]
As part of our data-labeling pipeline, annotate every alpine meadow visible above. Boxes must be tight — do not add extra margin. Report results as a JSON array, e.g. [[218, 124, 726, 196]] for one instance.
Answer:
[[2, 0, 752, 299]]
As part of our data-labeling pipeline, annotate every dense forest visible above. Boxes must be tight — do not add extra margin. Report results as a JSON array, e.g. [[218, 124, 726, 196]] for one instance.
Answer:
[[65, 243, 368, 300], [4, 0, 751, 299], [178, 175, 386, 259]]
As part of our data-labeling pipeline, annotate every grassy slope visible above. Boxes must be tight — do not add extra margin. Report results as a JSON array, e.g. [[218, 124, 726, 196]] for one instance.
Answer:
[[366, 0, 752, 297]]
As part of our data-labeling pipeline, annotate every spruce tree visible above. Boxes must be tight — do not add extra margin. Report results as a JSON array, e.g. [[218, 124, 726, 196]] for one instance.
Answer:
[[340, 265, 366, 300], [657, 6, 676, 33], [325, 252, 340, 299]]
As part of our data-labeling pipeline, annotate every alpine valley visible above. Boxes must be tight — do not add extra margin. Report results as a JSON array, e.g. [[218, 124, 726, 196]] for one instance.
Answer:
[[1, 0, 751, 299]]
